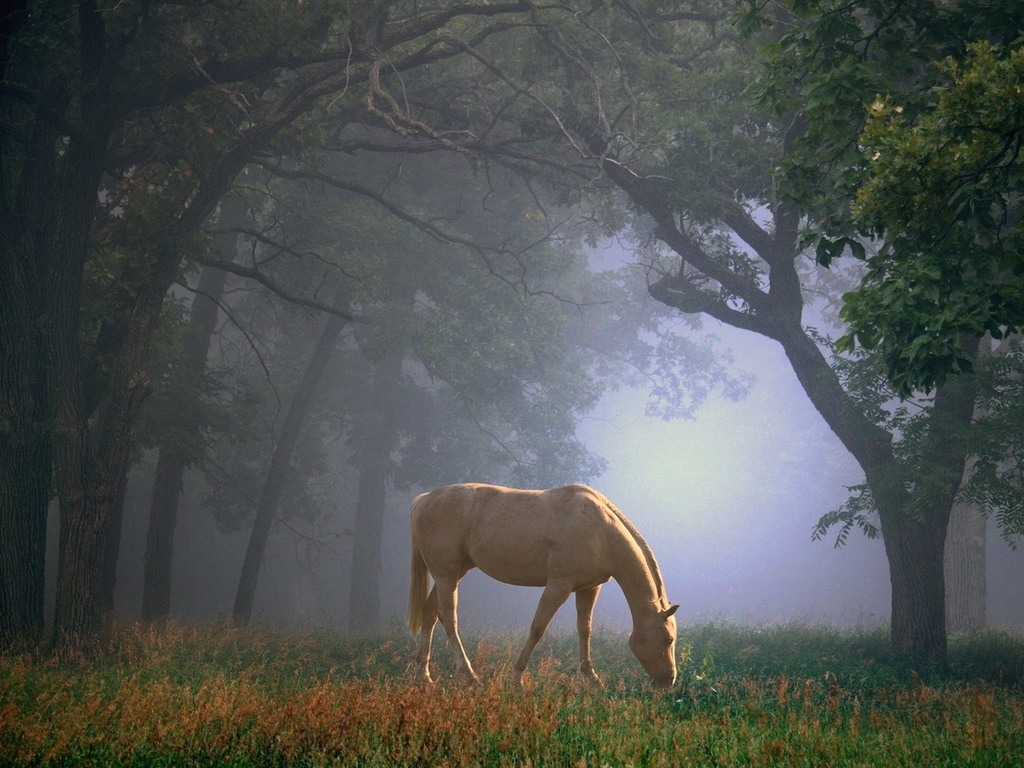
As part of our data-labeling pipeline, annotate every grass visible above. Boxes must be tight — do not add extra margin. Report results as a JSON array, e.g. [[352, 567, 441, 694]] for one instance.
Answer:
[[1, 621, 1023, 766]]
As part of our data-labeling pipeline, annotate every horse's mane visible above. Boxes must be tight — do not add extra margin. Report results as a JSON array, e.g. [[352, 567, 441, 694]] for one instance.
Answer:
[[603, 497, 668, 608]]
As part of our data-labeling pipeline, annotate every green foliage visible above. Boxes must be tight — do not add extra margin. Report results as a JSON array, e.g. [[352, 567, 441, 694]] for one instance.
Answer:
[[3, 622, 1024, 766], [750, 0, 1024, 394], [805, 328, 1021, 542], [958, 340, 1024, 545], [841, 42, 1024, 394]]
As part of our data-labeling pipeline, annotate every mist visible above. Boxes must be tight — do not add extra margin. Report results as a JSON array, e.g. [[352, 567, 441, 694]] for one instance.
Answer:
[[86, 278, 1024, 638]]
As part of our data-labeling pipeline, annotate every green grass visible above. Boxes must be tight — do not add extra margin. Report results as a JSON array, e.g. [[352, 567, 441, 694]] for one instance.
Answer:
[[1, 621, 1023, 766]]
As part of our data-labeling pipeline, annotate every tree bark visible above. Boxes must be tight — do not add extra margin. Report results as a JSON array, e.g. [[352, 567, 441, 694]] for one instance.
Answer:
[[141, 197, 242, 621], [141, 452, 186, 620], [232, 287, 350, 626], [0, 39, 112, 641], [0, 295, 50, 643], [944, 339, 994, 633], [349, 461, 389, 630], [882, 512, 950, 660], [99, 478, 127, 616], [53, 369, 151, 649], [945, 462, 987, 632]]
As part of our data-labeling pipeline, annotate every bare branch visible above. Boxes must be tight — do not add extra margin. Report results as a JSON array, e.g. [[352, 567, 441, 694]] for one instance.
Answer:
[[193, 253, 367, 323], [601, 157, 771, 312]]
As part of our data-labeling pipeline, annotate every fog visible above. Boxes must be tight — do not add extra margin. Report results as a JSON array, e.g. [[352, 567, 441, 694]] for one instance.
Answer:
[[89, 305, 1024, 636], [458, 324, 1024, 634]]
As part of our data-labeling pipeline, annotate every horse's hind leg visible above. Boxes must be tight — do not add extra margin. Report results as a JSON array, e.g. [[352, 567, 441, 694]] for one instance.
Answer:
[[435, 575, 479, 682], [575, 585, 602, 684], [416, 585, 439, 683]]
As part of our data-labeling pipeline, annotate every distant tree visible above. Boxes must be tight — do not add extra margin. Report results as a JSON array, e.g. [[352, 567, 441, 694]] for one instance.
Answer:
[[244, 151, 612, 630], [232, 284, 350, 627], [139, 194, 246, 621]]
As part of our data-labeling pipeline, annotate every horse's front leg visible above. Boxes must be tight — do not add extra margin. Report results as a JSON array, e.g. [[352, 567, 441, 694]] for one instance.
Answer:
[[435, 576, 479, 683], [514, 578, 574, 685], [574, 585, 602, 685]]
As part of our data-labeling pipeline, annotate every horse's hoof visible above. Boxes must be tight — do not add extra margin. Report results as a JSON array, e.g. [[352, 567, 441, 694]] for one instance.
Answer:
[[578, 664, 602, 686]]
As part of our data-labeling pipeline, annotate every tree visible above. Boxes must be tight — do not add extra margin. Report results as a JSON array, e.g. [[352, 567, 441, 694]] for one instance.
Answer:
[[241, 150, 611, 629], [232, 284, 350, 626], [372, 0, 991, 662], [846, 41, 1024, 394], [0, 0, 558, 648], [139, 194, 246, 621], [743, 0, 1024, 396]]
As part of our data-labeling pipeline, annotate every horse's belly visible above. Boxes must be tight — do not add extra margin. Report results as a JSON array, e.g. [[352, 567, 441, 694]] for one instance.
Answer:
[[469, 546, 550, 587]]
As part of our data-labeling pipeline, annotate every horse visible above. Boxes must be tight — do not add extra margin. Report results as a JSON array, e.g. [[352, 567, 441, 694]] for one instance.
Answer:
[[407, 482, 679, 687]]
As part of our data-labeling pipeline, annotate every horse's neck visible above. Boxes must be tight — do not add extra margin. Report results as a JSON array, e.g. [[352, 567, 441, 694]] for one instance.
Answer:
[[609, 529, 666, 621]]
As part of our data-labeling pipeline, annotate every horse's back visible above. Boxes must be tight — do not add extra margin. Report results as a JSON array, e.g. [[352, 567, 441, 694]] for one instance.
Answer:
[[412, 482, 606, 530], [411, 483, 616, 587]]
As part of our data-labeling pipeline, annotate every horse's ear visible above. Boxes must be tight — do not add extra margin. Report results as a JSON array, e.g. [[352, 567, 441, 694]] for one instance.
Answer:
[[663, 604, 679, 619]]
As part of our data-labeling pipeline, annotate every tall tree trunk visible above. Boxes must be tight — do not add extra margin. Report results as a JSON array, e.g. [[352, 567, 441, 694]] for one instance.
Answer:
[[141, 452, 186, 620], [141, 196, 243, 621], [348, 351, 404, 631], [349, 462, 388, 630], [882, 513, 950, 660], [0, 100, 110, 644], [99, 479, 127, 616], [0, 301, 50, 644], [232, 287, 350, 626], [776, 327, 971, 663], [944, 338, 994, 633], [53, 369, 151, 649], [944, 495, 986, 632]]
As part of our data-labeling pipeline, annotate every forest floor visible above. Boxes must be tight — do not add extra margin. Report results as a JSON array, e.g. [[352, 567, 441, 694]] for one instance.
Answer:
[[2, 621, 1023, 766]]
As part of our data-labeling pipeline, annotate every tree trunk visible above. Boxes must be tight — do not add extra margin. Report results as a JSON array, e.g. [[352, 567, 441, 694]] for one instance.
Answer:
[[944, 339, 994, 633], [882, 512, 950, 660], [777, 327, 968, 664], [55, 488, 118, 648], [0, 106, 110, 645], [141, 452, 187, 621], [347, 350, 404, 630], [0, 310, 50, 643], [140, 261, 231, 620], [232, 287, 350, 626], [53, 370, 150, 649], [945, 482, 987, 632], [141, 198, 241, 621], [349, 461, 388, 630], [99, 478, 127, 616]]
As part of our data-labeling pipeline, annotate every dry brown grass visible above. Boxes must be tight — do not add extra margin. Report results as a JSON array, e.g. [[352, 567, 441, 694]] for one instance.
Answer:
[[1, 621, 1023, 766]]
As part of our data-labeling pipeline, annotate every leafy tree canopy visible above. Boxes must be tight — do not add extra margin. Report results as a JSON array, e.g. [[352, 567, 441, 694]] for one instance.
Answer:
[[747, 0, 1024, 395]]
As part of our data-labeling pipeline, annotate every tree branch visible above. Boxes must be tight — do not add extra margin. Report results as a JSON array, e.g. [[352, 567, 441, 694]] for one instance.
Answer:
[[193, 254, 366, 323]]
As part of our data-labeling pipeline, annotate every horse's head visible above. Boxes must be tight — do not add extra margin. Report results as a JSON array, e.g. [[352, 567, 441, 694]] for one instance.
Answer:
[[629, 603, 679, 688]]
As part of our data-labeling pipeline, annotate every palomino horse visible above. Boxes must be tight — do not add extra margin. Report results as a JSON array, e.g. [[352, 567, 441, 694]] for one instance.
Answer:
[[407, 483, 679, 687]]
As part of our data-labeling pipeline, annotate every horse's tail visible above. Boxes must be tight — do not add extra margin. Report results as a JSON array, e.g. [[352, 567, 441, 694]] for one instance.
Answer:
[[408, 490, 432, 637], [407, 545, 429, 637]]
